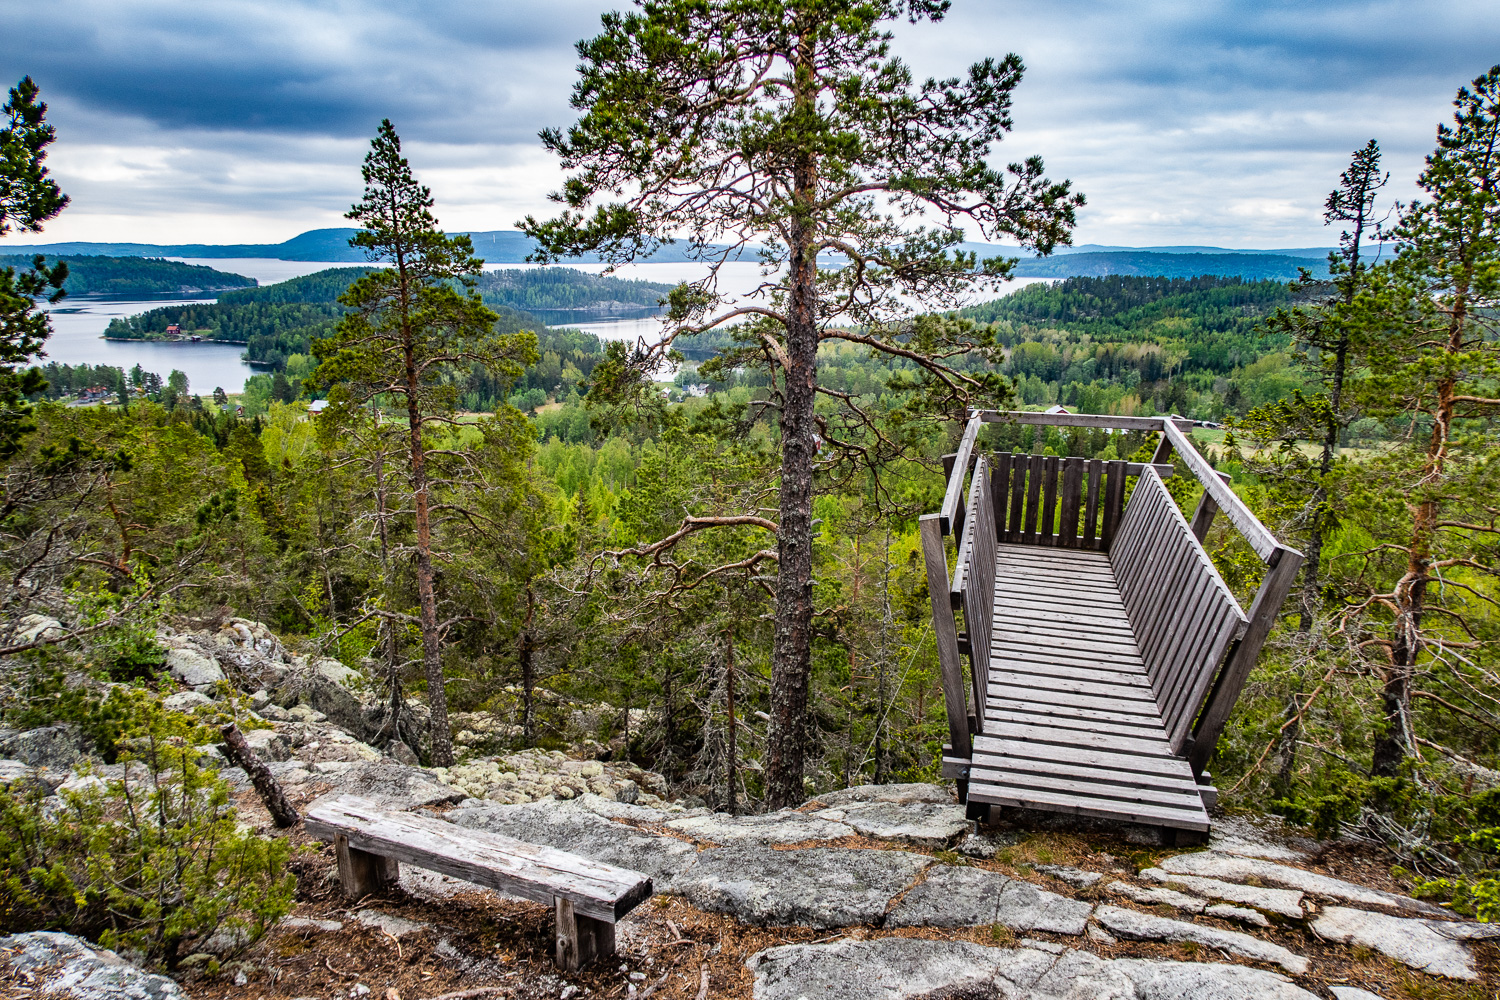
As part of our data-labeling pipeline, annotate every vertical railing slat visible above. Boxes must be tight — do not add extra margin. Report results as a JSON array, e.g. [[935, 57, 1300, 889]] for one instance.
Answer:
[[1083, 460, 1103, 550]]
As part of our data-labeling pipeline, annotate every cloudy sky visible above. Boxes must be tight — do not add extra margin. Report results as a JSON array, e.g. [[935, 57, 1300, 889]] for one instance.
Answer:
[[3, 1, 1496, 249]]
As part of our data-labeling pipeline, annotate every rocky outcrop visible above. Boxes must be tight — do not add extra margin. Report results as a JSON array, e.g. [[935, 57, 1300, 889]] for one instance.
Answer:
[[1093, 904, 1310, 975], [432, 749, 667, 806], [333, 762, 464, 811], [886, 864, 1092, 934], [673, 845, 933, 929], [0, 931, 189, 1000], [1157, 851, 1447, 917], [0, 723, 89, 771], [447, 797, 700, 890], [1310, 905, 1498, 980], [747, 938, 1322, 1000]]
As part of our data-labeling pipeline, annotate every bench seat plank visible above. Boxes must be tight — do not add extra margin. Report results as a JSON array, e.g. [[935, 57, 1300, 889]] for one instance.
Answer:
[[305, 795, 652, 923]]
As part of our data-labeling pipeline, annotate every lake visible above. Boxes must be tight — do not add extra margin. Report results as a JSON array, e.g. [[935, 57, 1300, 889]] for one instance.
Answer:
[[37, 259, 1051, 394]]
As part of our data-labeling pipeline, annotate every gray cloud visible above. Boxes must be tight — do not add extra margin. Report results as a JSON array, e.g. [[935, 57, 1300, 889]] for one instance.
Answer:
[[3, 0, 1497, 246]]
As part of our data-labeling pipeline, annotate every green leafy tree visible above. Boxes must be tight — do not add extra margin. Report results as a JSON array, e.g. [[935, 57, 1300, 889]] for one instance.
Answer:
[[1348, 67, 1500, 779], [525, 0, 1081, 804], [0, 77, 68, 459], [310, 120, 538, 765]]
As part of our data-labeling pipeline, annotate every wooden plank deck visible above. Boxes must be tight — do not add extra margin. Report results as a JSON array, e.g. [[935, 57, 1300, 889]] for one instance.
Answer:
[[967, 543, 1212, 832]]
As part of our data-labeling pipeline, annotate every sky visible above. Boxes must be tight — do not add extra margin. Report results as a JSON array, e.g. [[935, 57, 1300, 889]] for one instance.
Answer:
[[2, 0, 1497, 250]]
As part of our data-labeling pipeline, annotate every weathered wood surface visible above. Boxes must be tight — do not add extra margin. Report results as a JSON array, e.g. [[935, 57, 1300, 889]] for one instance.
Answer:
[[920, 514, 972, 762], [991, 452, 1173, 552], [939, 413, 984, 535], [556, 897, 614, 972], [1109, 468, 1247, 752], [954, 455, 997, 730], [976, 542, 1213, 832], [304, 795, 652, 923], [925, 410, 1303, 830], [980, 411, 1193, 432]]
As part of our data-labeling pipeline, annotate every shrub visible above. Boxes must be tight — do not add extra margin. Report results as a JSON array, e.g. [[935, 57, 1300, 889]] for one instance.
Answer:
[[0, 691, 295, 968]]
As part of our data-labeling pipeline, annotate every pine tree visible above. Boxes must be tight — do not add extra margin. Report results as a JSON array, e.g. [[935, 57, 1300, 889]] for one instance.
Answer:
[[310, 120, 539, 765], [525, 0, 1081, 805], [0, 77, 68, 459], [1351, 68, 1500, 779]]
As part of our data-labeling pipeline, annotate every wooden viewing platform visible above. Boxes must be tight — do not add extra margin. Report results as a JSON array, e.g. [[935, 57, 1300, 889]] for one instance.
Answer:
[[922, 411, 1302, 841]]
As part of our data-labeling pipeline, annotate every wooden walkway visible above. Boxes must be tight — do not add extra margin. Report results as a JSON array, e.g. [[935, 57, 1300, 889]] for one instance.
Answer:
[[923, 411, 1304, 838], [970, 543, 1211, 831]]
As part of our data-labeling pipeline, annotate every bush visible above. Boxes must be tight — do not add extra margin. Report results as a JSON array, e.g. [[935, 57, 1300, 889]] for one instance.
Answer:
[[0, 691, 296, 968]]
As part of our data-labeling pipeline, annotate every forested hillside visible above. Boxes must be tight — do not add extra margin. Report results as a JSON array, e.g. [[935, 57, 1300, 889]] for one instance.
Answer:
[[958, 275, 1300, 420], [101, 266, 671, 387], [0, 253, 254, 297]]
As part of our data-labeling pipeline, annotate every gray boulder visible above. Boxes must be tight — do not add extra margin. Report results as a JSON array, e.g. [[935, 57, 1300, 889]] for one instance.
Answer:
[[165, 647, 225, 689], [162, 691, 214, 712], [0, 931, 188, 1000], [271, 670, 367, 737], [747, 938, 1322, 1000], [886, 864, 1092, 934], [0, 758, 65, 794], [239, 727, 291, 762], [0, 723, 89, 770], [672, 845, 931, 928], [447, 798, 699, 890], [15, 614, 64, 643], [322, 762, 463, 811]]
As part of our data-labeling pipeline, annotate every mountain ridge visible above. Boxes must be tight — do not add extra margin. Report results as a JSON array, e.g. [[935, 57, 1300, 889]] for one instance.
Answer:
[[7, 227, 1340, 264]]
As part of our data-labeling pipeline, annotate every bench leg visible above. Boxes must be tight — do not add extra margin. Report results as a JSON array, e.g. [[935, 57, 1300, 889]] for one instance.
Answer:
[[554, 897, 615, 972], [334, 833, 399, 899]]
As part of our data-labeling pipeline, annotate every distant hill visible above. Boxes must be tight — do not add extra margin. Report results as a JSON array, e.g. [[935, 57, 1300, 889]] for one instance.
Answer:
[[1010, 251, 1328, 282], [105, 265, 674, 370], [8, 228, 731, 265], [9, 229, 1340, 273], [0, 254, 255, 297]]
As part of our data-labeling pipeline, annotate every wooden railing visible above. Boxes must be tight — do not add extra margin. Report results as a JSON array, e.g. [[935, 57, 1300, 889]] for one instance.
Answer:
[[923, 410, 1304, 783], [1111, 467, 1249, 753], [951, 453, 997, 735]]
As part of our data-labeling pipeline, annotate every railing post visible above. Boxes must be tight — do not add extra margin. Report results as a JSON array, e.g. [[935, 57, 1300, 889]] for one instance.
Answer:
[[920, 514, 972, 787], [1189, 472, 1230, 542], [1187, 544, 1304, 775]]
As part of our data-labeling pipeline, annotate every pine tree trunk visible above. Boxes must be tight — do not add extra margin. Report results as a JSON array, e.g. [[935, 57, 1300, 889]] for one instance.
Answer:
[[1373, 292, 1463, 778], [765, 153, 819, 808], [520, 583, 535, 746], [407, 333, 453, 767], [725, 630, 737, 816]]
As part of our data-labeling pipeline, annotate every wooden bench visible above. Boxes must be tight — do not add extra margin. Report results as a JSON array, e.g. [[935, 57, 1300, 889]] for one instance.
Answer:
[[304, 795, 653, 971]]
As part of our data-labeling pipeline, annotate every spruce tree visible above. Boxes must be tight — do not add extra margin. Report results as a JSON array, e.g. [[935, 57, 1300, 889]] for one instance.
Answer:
[[524, 0, 1081, 804]]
